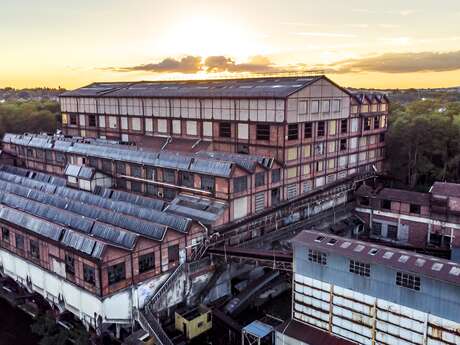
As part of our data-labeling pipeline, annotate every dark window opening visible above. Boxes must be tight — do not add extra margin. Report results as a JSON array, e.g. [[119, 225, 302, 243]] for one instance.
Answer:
[[139, 253, 155, 273], [83, 264, 95, 285], [381, 199, 391, 210], [233, 176, 247, 193], [30, 239, 40, 260], [255, 172, 265, 187], [102, 160, 112, 173], [304, 123, 313, 139], [219, 122, 231, 138], [88, 115, 97, 127], [308, 249, 327, 265], [116, 162, 126, 174], [387, 225, 398, 240], [349, 260, 370, 277], [359, 197, 370, 206], [379, 133, 385, 143], [201, 175, 215, 193], [15, 234, 24, 250], [164, 188, 176, 201], [108, 263, 126, 285], [131, 165, 142, 178], [340, 139, 347, 151], [396, 272, 420, 291], [146, 184, 158, 196], [372, 222, 382, 236], [364, 118, 371, 131], [69, 114, 77, 125], [272, 169, 281, 183], [340, 119, 348, 134], [88, 156, 98, 168], [237, 144, 249, 154], [374, 116, 380, 129], [65, 254, 75, 275], [256, 124, 270, 141], [179, 172, 194, 188], [45, 150, 53, 161], [131, 181, 142, 193], [168, 244, 179, 264], [410, 204, 421, 214], [163, 169, 175, 184], [146, 167, 155, 180], [1, 227, 9, 243], [317, 121, 325, 137], [287, 124, 298, 140]]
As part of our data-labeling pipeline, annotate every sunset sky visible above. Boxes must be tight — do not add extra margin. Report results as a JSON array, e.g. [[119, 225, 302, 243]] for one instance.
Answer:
[[1, 0, 460, 89]]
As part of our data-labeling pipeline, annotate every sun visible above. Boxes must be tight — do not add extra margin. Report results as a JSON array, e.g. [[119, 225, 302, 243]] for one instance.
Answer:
[[158, 15, 268, 60]]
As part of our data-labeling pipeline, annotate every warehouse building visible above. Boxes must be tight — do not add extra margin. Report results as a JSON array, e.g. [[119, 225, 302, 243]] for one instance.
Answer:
[[0, 164, 215, 330], [57, 75, 388, 200], [277, 230, 460, 345]]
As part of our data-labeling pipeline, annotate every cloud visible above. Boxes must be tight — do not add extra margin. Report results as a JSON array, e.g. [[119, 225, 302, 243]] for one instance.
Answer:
[[379, 24, 401, 29], [205, 55, 275, 73], [107, 56, 202, 73], [105, 55, 278, 74], [292, 32, 356, 38], [326, 51, 460, 74]]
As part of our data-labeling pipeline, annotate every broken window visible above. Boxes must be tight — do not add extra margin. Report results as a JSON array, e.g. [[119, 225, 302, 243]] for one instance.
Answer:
[[139, 253, 155, 273], [108, 262, 126, 285]]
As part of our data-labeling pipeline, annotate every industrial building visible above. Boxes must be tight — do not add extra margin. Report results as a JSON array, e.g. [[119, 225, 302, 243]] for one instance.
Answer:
[[58, 75, 388, 200], [0, 74, 393, 344], [355, 182, 460, 259], [277, 230, 460, 345]]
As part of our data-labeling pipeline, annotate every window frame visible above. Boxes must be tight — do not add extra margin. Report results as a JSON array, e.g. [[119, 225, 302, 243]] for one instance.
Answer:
[[219, 122, 232, 138], [256, 124, 270, 141]]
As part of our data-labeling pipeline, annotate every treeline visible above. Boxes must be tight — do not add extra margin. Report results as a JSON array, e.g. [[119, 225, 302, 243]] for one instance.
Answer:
[[0, 100, 59, 137], [385, 99, 460, 191]]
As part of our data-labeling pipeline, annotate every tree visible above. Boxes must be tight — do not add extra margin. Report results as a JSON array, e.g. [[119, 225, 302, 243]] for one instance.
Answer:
[[385, 99, 460, 190]]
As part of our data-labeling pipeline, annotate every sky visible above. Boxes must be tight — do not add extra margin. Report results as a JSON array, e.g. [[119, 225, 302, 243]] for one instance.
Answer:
[[1, 0, 460, 89]]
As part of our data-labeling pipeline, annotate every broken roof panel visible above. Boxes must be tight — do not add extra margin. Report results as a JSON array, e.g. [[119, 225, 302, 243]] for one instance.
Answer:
[[189, 158, 232, 177], [61, 229, 105, 258]]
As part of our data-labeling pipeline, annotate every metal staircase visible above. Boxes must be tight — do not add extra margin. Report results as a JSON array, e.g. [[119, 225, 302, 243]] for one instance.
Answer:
[[139, 263, 185, 345]]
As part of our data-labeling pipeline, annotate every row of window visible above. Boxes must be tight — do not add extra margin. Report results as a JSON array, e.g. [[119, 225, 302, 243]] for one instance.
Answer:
[[1, 226, 181, 287], [360, 198, 421, 215], [307, 249, 421, 291], [65, 114, 386, 143]]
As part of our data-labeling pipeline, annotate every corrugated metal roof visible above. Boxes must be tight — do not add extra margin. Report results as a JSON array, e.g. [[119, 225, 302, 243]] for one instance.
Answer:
[[65, 164, 81, 177], [3, 133, 274, 176], [61, 76, 322, 99], [293, 230, 460, 287], [61, 229, 105, 259], [0, 169, 175, 240], [189, 158, 232, 177], [167, 194, 227, 225], [0, 205, 64, 241], [91, 222, 137, 249]]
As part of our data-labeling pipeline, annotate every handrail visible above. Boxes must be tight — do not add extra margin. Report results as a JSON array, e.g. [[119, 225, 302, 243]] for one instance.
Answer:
[[139, 263, 186, 345]]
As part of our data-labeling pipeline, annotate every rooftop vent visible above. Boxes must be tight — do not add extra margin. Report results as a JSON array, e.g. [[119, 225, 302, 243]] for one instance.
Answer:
[[327, 239, 338, 246], [315, 236, 325, 243], [432, 263, 444, 271], [368, 248, 379, 256], [354, 244, 365, 252], [383, 251, 394, 259], [415, 258, 426, 267], [449, 267, 460, 276], [398, 255, 410, 263]]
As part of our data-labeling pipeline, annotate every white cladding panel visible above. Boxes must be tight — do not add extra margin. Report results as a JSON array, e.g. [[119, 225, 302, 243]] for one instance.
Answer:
[[292, 273, 459, 345], [233, 196, 248, 219], [287, 78, 350, 123]]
